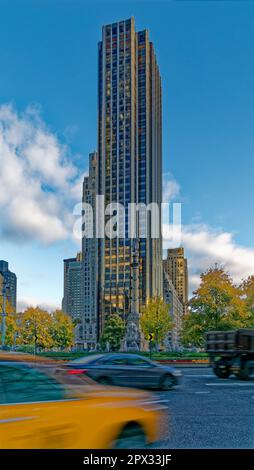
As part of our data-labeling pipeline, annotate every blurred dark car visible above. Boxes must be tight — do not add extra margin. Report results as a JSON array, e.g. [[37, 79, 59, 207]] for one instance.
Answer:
[[66, 353, 182, 390]]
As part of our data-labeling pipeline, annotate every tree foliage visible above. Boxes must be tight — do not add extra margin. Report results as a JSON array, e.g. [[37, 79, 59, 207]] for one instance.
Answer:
[[0, 303, 75, 351], [100, 314, 126, 351], [17, 307, 54, 351], [50, 310, 74, 350], [240, 276, 254, 318], [182, 266, 253, 348], [0, 300, 18, 347], [140, 297, 172, 346]]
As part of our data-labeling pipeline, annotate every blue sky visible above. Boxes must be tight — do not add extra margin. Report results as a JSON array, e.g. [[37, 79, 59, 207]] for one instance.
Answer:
[[0, 0, 254, 310]]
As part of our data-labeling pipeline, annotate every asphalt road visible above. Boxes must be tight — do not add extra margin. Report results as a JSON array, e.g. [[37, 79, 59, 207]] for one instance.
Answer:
[[154, 366, 254, 449]]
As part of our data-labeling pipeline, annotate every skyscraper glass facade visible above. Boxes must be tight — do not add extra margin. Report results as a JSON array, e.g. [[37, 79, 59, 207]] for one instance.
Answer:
[[0, 260, 17, 312], [62, 254, 82, 321], [82, 152, 98, 346], [98, 18, 162, 331]]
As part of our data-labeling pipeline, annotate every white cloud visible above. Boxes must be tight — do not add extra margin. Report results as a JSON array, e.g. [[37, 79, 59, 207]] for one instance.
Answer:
[[184, 225, 254, 287], [0, 104, 85, 243], [163, 172, 180, 202], [17, 296, 60, 313], [162, 172, 254, 294], [163, 222, 254, 294]]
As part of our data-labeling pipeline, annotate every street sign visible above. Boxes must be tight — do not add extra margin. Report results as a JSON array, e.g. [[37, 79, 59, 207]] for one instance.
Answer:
[[148, 333, 155, 341]]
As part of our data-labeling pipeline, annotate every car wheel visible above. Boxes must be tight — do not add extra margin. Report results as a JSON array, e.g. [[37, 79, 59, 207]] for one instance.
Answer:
[[160, 374, 174, 391], [113, 424, 147, 449], [97, 376, 112, 385]]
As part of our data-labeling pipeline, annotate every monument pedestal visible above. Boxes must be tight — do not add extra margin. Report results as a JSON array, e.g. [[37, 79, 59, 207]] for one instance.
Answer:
[[125, 312, 141, 351]]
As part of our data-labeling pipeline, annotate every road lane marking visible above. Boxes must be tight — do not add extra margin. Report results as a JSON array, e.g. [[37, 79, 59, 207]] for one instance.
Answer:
[[206, 382, 254, 386]]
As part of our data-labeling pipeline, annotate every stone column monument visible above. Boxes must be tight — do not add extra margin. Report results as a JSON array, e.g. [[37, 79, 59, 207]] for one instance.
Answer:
[[125, 239, 141, 351]]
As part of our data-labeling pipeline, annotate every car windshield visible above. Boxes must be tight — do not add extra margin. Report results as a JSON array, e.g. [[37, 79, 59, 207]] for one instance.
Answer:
[[69, 354, 104, 365], [127, 356, 153, 367], [0, 362, 96, 405], [102, 356, 129, 365]]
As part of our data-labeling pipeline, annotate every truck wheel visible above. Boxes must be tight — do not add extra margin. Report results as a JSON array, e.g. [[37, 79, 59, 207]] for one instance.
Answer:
[[238, 361, 254, 381], [213, 363, 231, 378]]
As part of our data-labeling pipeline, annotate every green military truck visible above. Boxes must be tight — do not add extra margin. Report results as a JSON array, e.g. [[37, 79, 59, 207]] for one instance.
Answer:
[[206, 329, 254, 380]]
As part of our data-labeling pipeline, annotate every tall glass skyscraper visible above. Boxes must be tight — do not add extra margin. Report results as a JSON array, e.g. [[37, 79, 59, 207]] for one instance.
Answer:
[[82, 152, 98, 347], [98, 17, 162, 334], [62, 253, 82, 321], [0, 260, 17, 312]]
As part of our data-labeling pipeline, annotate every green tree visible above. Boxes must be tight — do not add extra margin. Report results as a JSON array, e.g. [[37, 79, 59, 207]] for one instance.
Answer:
[[182, 266, 252, 348], [181, 312, 206, 349], [100, 314, 125, 351], [140, 297, 172, 348], [18, 307, 54, 352], [50, 310, 74, 350]]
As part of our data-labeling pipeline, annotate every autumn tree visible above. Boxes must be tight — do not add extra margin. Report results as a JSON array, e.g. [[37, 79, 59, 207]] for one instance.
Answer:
[[100, 314, 126, 351], [50, 310, 74, 350], [240, 276, 254, 322], [140, 297, 172, 348], [182, 266, 252, 348], [18, 307, 54, 352], [0, 299, 18, 347]]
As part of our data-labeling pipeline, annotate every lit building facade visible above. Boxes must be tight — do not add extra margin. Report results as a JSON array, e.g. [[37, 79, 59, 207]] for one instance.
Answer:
[[0, 272, 4, 311], [163, 271, 184, 350], [82, 152, 98, 348], [98, 17, 162, 333], [163, 247, 188, 313], [62, 253, 82, 321], [0, 260, 17, 312]]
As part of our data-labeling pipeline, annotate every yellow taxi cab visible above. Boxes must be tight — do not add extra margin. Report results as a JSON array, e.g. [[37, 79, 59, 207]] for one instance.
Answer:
[[0, 352, 166, 449]]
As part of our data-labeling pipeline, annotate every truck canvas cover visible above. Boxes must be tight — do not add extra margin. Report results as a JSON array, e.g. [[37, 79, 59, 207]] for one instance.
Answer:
[[206, 329, 254, 354]]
